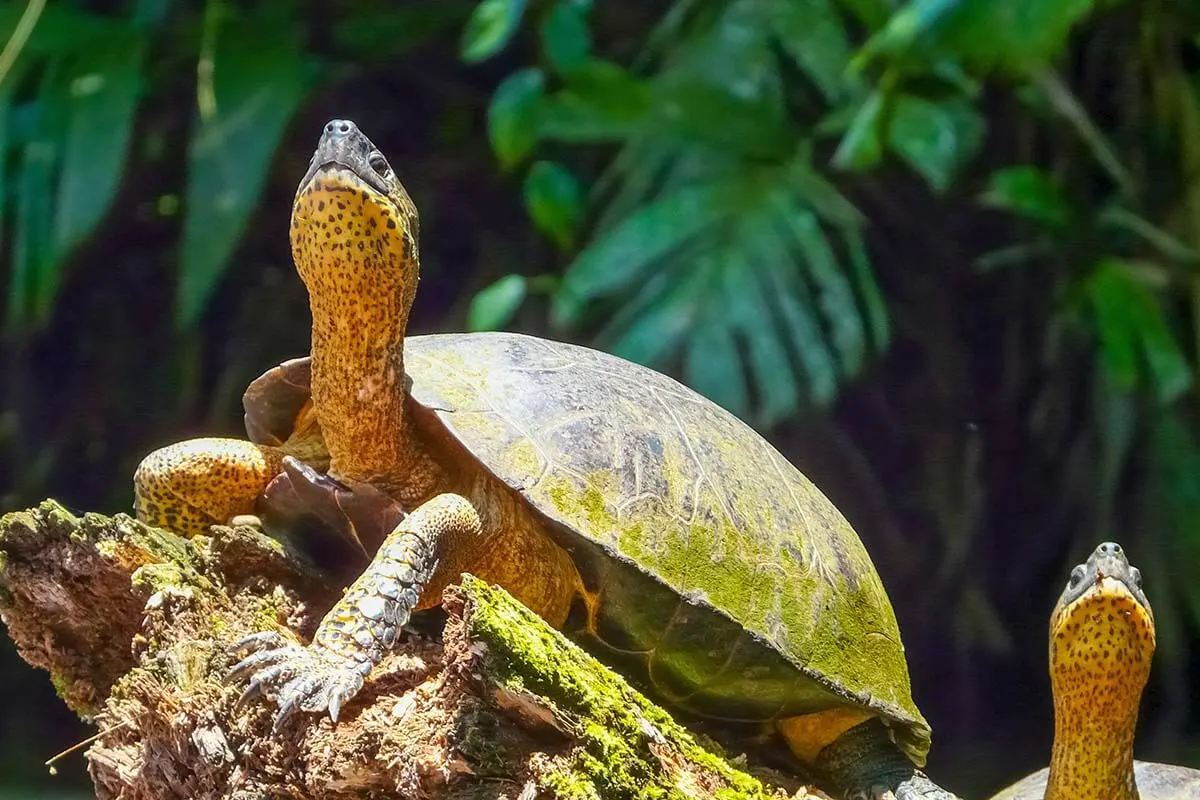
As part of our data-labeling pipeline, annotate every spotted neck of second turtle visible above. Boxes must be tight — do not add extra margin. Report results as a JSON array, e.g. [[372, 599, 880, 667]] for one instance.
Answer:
[[1045, 688, 1139, 800], [1044, 597, 1151, 800], [294, 181, 442, 503]]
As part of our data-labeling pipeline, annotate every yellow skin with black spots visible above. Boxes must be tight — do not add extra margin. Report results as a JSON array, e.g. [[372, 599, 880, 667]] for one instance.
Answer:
[[136, 120, 960, 800], [991, 542, 1200, 800]]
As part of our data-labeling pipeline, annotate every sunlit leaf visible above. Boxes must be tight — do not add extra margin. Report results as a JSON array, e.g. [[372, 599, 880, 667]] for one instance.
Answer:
[[461, 0, 528, 63], [54, 35, 145, 268], [843, 230, 889, 350], [979, 165, 1072, 228], [540, 0, 591, 75], [1086, 261, 1140, 389], [779, 204, 865, 376], [468, 274, 527, 331], [605, 265, 708, 367], [766, 0, 861, 103], [488, 68, 545, 169], [8, 142, 55, 329], [554, 182, 730, 325], [832, 90, 886, 171], [888, 93, 983, 192], [0, 4, 120, 56], [0, 73, 17, 318], [336, 2, 462, 63], [1085, 259, 1191, 401], [523, 160, 582, 248], [540, 59, 650, 143], [788, 147, 865, 228], [859, 0, 1098, 73], [686, 297, 749, 416], [177, 19, 312, 328], [649, 78, 792, 158], [760, 242, 839, 406], [1098, 207, 1200, 266], [1122, 276, 1192, 404], [726, 252, 800, 424]]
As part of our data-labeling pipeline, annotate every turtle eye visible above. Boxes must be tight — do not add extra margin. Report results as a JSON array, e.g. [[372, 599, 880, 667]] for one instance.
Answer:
[[367, 151, 390, 177], [1067, 565, 1086, 590], [1130, 566, 1142, 589]]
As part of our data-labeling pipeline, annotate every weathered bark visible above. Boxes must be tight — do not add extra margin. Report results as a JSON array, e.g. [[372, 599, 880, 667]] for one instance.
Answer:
[[0, 501, 826, 800]]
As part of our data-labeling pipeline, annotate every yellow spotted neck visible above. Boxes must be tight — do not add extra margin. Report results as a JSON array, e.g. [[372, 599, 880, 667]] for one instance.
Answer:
[[1044, 582, 1154, 800], [291, 173, 439, 503]]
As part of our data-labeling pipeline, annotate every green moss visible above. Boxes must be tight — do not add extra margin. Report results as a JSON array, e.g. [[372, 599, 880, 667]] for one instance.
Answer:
[[461, 575, 778, 800]]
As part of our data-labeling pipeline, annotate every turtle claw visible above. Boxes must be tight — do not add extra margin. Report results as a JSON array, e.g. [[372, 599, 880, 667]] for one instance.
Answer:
[[229, 634, 368, 729]]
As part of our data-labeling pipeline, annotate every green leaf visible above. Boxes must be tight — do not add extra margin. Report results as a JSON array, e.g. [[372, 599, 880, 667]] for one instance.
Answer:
[[748, 211, 839, 408], [554, 182, 730, 325], [760, 238, 839, 406], [888, 93, 983, 193], [488, 68, 545, 170], [788, 146, 865, 228], [335, 2, 462, 63], [523, 160, 582, 249], [648, 78, 792, 159], [177, 19, 311, 328], [605, 266, 707, 367], [726, 252, 800, 425], [1098, 207, 1200, 266], [858, 0, 1098, 74], [53, 35, 145, 268], [978, 165, 1072, 228], [832, 90, 886, 171], [8, 141, 55, 329], [780, 205, 865, 377], [0, 4, 120, 57], [1087, 261, 1140, 389], [468, 274, 527, 331], [461, 0, 528, 63], [1086, 259, 1192, 401], [843, 230, 889, 350], [540, 0, 591, 75], [686, 302, 750, 417], [540, 59, 650, 143], [766, 0, 861, 103]]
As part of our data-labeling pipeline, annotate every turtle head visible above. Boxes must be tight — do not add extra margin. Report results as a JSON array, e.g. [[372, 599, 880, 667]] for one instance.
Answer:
[[1050, 541, 1155, 678], [1045, 544, 1155, 796], [291, 119, 419, 321], [1051, 545, 1153, 720]]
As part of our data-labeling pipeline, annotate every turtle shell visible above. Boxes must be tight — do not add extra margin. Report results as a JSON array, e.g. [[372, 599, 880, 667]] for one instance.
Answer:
[[402, 331, 930, 764]]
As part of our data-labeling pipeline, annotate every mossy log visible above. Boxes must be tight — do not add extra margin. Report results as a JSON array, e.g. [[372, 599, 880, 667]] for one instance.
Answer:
[[0, 501, 827, 800]]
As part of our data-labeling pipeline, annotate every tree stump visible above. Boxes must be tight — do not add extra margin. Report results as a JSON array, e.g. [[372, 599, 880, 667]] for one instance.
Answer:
[[0, 501, 826, 800]]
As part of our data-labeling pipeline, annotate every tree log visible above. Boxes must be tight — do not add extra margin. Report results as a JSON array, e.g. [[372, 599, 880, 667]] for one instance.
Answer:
[[0, 501, 826, 800]]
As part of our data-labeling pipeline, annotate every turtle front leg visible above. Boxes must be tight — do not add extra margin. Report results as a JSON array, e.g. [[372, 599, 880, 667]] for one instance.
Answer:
[[134, 437, 285, 537], [806, 719, 961, 800], [230, 492, 482, 729]]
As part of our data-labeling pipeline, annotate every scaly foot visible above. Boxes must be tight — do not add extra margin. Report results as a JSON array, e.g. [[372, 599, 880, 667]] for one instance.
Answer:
[[229, 491, 482, 728]]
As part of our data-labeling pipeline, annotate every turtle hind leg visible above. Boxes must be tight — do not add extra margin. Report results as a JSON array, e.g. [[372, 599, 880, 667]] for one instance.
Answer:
[[134, 437, 284, 537], [230, 492, 482, 729], [790, 718, 962, 800]]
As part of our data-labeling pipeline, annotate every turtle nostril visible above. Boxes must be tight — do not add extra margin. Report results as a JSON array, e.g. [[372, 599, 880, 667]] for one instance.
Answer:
[[1099, 542, 1122, 556], [325, 119, 355, 138]]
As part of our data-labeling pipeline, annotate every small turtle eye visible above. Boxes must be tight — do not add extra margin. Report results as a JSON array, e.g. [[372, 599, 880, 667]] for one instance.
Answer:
[[1067, 565, 1086, 590], [367, 151, 390, 176], [1130, 566, 1142, 588]]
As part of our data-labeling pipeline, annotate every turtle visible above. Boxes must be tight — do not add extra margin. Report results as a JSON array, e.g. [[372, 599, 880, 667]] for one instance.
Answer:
[[133, 118, 960, 800], [990, 542, 1200, 800]]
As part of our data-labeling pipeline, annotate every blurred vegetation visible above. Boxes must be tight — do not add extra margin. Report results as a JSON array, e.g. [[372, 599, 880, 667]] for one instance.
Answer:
[[2, 0, 1200, 795]]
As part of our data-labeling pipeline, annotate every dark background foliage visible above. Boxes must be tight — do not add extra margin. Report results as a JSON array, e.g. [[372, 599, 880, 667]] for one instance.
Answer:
[[2, 0, 1200, 796]]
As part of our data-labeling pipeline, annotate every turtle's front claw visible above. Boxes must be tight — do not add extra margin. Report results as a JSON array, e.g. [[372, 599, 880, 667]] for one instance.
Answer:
[[229, 633, 368, 730]]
